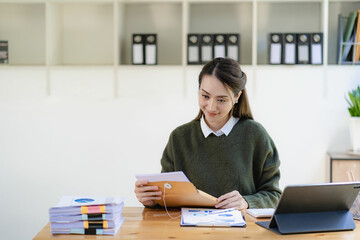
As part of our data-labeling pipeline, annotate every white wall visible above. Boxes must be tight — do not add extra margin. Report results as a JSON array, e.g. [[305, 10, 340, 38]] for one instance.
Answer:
[[0, 66, 359, 239]]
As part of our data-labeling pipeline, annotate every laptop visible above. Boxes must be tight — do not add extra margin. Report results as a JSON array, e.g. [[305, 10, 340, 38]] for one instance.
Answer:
[[256, 182, 360, 234]]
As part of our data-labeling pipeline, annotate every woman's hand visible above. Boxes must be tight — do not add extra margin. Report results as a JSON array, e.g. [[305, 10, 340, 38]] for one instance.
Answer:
[[134, 180, 162, 207], [215, 190, 249, 210]]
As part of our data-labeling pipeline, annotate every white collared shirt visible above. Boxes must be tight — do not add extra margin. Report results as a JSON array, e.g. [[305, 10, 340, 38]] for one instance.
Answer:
[[200, 116, 240, 138]]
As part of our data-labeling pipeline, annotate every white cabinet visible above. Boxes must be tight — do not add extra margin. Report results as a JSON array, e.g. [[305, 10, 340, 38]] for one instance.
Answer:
[[1, 0, 360, 66], [0, 0, 359, 97]]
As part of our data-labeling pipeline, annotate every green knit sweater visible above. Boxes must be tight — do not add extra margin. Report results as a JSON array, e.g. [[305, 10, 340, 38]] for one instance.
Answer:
[[160, 119, 282, 208]]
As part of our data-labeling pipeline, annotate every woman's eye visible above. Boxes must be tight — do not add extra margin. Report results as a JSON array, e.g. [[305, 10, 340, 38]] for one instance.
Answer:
[[202, 95, 209, 99], [218, 99, 226, 103]]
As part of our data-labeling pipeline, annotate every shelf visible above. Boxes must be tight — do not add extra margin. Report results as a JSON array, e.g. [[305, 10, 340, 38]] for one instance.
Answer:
[[257, 1, 323, 65], [0, 0, 359, 100], [47, 1, 114, 66], [328, 1, 360, 64], [119, 1, 183, 65], [0, 2, 46, 65], [188, 1, 253, 65]]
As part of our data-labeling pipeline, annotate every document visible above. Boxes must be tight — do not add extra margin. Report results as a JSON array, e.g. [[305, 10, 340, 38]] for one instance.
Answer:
[[49, 196, 125, 235], [135, 171, 190, 182], [49, 196, 124, 215], [181, 208, 246, 227]]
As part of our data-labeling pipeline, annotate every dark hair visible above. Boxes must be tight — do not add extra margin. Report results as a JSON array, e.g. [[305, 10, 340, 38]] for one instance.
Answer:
[[195, 57, 253, 120]]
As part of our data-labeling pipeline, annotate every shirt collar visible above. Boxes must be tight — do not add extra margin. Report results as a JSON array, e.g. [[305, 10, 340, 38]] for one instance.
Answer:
[[200, 116, 239, 138]]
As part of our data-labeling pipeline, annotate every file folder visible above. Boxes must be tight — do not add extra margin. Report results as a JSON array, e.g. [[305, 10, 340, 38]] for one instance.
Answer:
[[132, 34, 144, 65], [145, 34, 157, 65], [146, 181, 217, 207], [283, 33, 296, 64], [226, 33, 240, 62], [256, 182, 360, 235], [214, 34, 226, 58], [269, 33, 283, 64], [310, 33, 323, 65], [188, 34, 200, 65], [296, 33, 310, 64], [200, 34, 213, 64]]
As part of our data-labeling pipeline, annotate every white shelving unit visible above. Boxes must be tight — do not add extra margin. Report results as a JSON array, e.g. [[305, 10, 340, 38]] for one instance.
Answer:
[[0, 0, 359, 97]]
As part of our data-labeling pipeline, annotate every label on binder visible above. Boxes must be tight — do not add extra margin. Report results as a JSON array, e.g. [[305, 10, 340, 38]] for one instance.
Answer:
[[227, 46, 239, 62], [270, 43, 281, 64], [214, 45, 225, 58], [189, 46, 199, 63], [311, 44, 322, 64], [145, 45, 156, 65], [133, 44, 143, 64], [298, 45, 309, 62]]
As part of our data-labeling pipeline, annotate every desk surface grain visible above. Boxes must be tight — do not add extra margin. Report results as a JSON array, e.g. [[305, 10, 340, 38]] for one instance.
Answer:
[[33, 207, 360, 240]]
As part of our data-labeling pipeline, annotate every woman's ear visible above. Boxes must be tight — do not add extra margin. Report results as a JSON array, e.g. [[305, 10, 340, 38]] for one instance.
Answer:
[[235, 91, 242, 104]]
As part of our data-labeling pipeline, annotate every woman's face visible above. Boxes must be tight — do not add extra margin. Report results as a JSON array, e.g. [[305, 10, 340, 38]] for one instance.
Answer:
[[199, 74, 236, 129]]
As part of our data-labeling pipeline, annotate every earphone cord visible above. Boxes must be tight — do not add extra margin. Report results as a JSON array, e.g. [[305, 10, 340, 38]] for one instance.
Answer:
[[163, 183, 181, 219]]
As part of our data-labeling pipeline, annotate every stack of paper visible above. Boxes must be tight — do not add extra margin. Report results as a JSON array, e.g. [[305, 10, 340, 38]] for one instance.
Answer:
[[49, 196, 124, 235]]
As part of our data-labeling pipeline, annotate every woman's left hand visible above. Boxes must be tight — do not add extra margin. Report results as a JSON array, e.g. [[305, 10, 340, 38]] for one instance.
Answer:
[[215, 190, 249, 210]]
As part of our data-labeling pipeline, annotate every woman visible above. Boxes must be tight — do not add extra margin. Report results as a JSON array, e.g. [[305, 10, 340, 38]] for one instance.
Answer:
[[135, 58, 281, 210]]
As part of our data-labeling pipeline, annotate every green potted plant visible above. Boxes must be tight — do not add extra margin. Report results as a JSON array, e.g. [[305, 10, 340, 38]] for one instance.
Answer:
[[346, 86, 360, 153]]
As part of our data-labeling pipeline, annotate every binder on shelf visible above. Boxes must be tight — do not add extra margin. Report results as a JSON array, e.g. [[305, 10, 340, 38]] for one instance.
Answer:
[[342, 11, 357, 58], [226, 33, 240, 62], [354, 10, 360, 62], [343, 33, 355, 62], [269, 33, 283, 64], [0, 40, 8, 64], [188, 34, 200, 65], [256, 182, 360, 235], [337, 14, 343, 64], [145, 34, 157, 65], [310, 33, 323, 65], [283, 33, 296, 64], [337, 14, 360, 65], [200, 34, 213, 64], [296, 33, 310, 64], [132, 34, 144, 65], [214, 34, 226, 59]]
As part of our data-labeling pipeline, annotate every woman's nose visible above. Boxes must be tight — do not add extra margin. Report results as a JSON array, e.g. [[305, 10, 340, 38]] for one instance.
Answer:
[[208, 99, 217, 112]]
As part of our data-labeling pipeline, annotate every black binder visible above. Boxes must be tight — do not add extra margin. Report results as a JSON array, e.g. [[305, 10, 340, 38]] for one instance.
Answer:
[[132, 34, 144, 65], [310, 32, 323, 65], [296, 33, 310, 64], [188, 34, 200, 65], [269, 33, 283, 64], [226, 33, 240, 62], [200, 34, 213, 64], [145, 34, 157, 65], [256, 182, 360, 235], [0, 40, 8, 64], [213, 34, 226, 59], [283, 33, 296, 64]]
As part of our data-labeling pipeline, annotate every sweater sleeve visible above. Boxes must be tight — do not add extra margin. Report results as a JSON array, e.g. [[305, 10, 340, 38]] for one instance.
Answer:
[[242, 133, 282, 208], [160, 132, 175, 173]]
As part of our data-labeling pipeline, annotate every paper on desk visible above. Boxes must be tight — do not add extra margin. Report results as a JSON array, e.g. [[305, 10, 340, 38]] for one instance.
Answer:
[[181, 208, 246, 227], [135, 171, 190, 182], [52, 196, 124, 208]]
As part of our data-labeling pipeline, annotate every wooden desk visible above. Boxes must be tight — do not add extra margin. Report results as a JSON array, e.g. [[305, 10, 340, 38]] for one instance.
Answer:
[[34, 207, 360, 240]]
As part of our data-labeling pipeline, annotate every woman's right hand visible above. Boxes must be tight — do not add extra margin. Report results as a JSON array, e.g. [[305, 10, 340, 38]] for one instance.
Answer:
[[134, 180, 162, 207]]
